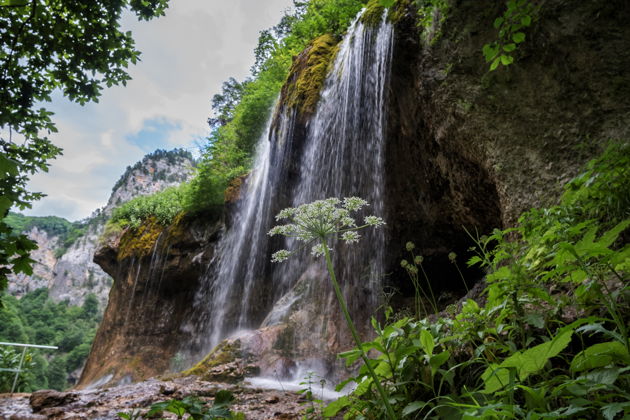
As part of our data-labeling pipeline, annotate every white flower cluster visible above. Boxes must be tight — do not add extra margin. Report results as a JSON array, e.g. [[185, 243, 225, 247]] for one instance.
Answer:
[[268, 197, 386, 262]]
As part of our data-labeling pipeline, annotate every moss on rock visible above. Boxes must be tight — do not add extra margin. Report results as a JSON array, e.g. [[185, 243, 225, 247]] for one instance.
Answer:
[[117, 216, 163, 260], [361, 0, 386, 26], [185, 340, 241, 376], [361, 0, 412, 26], [224, 173, 248, 204], [278, 33, 339, 121]]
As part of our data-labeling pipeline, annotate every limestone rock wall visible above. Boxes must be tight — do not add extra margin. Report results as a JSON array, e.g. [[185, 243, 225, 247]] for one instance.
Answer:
[[382, 0, 630, 294]]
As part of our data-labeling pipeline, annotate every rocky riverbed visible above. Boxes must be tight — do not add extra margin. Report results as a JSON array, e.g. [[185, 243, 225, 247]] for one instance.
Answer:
[[0, 375, 308, 419]]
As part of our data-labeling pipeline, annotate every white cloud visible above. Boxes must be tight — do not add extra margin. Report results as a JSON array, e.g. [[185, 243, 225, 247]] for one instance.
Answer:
[[24, 0, 294, 221]]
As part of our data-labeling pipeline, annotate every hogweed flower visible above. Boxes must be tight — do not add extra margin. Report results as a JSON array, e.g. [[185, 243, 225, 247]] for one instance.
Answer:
[[268, 197, 385, 262], [268, 197, 395, 420]]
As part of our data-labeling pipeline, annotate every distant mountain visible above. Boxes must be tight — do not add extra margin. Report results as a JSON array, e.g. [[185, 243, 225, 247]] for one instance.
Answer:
[[7, 148, 196, 307]]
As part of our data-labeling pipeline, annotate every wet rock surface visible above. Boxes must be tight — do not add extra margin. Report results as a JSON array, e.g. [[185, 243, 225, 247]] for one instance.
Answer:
[[0, 376, 307, 420]]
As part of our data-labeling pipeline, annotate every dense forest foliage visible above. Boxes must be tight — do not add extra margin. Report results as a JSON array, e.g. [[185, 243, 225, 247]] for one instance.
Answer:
[[0, 289, 101, 392], [4, 212, 89, 258]]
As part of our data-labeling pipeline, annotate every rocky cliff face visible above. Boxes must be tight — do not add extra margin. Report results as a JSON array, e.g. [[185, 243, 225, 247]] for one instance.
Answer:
[[84, 0, 630, 387], [8, 227, 60, 297], [105, 150, 195, 213], [79, 214, 221, 388], [382, 0, 630, 294], [7, 150, 196, 308]]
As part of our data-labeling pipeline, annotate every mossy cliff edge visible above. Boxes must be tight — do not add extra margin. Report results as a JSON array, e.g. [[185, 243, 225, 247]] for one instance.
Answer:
[[274, 33, 339, 127], [78, 214, 221, 388]]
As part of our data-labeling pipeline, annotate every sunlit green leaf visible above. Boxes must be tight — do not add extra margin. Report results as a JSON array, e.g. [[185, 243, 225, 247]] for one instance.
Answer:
[[482, 326, 573, 392], [570, 341, 630, 373], [513, 32, 526, 43]]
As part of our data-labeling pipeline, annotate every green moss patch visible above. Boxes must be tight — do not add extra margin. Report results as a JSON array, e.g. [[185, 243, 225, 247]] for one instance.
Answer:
[[279, 33, 339, 120], [361, 0, 387, 26], [117, 216, 163, 261], [184, 340, 241, 377]]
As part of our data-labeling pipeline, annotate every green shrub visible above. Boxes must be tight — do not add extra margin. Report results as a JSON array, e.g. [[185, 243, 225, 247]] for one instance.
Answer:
[[110, 185, 187, 229]]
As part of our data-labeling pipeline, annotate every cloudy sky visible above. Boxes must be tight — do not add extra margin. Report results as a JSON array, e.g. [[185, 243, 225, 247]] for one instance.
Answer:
[[24, 0, 294, 222]]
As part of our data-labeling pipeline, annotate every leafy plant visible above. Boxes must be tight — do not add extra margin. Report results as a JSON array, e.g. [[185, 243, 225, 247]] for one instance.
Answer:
[[483, 0, 535, 70], [117, 410, 141, 420], [323, 145, 630, 418], [299, 371, 327, 419], [400, 241, 438, 316], [146, 392, 240, 420], [0, 0, 170, 296], [0, 346, 34, 393]]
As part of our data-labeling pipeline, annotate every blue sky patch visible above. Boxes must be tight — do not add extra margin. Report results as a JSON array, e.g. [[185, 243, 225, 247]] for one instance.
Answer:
[[126, 118, 182, 152]]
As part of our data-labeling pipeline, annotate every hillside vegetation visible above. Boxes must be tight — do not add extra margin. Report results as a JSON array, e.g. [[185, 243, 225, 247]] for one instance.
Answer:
[[4, 213, 90, 259], [0, 289, 101, 392]]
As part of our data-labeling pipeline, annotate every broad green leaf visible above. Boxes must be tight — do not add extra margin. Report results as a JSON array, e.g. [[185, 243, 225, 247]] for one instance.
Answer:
[[581, 367, 621, 386], [11, 255, 34, 275], [576, 323, 623, 344], [353, 376, 373, 397], [323, 395, 351, 417], [0, 197, 12, 216], [517, 385, 547, 411], [338, 348, 362, 366], [500, 54, 514, 65], [420, 329, 434, 356], [402, 401, 427, 417], [521, 15, 532, 26], [503, 43, 517, 52], [493, 17, 504, 29], [0, 155, 19, 179], [482, 326, 573, 392], [524, 313, 544, 329], [490, 57, 501, 71], [429, 350, 450, 375], [601, 402, 630, 420], [570, 341, 630, 372], [597, 219, 630, 248], [374, 359, 392, 379], [513, 32, 526, 43]]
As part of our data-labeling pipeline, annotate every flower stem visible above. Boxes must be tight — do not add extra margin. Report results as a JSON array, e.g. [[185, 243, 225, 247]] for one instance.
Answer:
[[321, 239, 397, 420]]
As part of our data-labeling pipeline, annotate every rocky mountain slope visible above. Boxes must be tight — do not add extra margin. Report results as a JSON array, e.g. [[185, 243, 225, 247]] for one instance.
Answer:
[[7, 149, 196, 308]]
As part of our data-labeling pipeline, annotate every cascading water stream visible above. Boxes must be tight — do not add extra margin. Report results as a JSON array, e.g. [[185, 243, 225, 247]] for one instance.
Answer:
[[191, 11, 394, 366]]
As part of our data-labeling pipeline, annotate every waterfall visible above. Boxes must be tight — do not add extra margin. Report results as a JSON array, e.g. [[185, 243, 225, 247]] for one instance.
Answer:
[[191, 11, 394, 366]]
